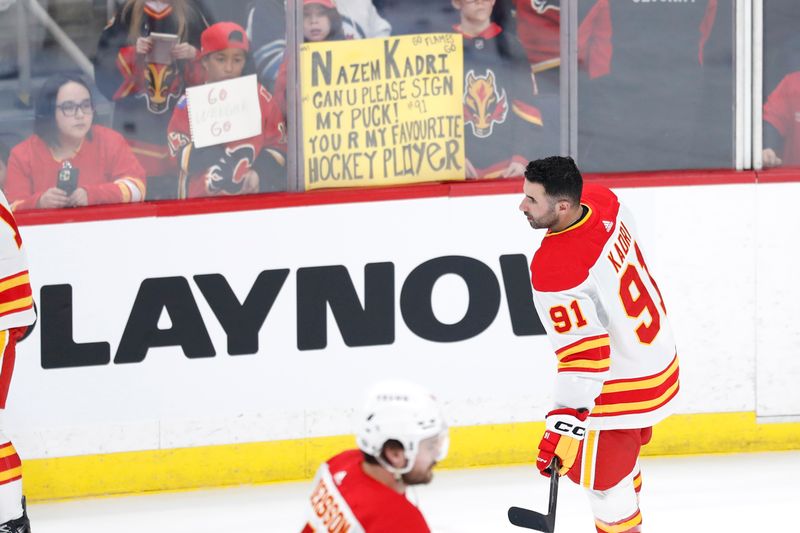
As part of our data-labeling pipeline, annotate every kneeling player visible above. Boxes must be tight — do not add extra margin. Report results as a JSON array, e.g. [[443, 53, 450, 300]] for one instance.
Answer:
[[301, 380, 448, 533]]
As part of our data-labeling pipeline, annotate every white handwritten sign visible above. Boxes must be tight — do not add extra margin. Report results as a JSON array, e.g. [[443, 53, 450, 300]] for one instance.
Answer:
[[186, 74, 262, 149]]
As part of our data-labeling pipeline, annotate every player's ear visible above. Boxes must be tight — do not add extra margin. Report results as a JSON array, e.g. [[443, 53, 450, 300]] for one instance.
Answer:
[[382, 443, 408, 470]]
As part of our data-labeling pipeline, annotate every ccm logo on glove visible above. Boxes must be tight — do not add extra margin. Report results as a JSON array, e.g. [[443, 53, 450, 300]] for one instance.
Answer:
[[536, 407, 590, 477], [553, 420, 586, 438]]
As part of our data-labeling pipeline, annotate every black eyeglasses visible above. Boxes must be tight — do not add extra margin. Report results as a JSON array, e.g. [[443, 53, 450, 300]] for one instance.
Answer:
[[56, 99, 94, 117]]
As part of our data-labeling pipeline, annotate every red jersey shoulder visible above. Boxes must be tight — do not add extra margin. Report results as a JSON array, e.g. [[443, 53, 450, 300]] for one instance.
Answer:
[[531, 184, 620, 292], [12, 134, 45, 162], [328, 450, 430, 532]]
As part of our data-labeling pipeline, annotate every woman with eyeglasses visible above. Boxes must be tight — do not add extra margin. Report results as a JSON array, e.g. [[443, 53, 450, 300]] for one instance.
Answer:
[[4, 74, 146, 211]]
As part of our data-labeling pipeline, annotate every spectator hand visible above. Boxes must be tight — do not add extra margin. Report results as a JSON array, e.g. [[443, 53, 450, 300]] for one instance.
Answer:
[[172, 43, 198, 61], [38, 188, 70, 209], [136, 37, 153, 55], [762, 148, 783, 168], [536, 407, 589, 478], [240, 170, 260, 195], [502, 161, 526, 178], [68, 188, 89, 207]]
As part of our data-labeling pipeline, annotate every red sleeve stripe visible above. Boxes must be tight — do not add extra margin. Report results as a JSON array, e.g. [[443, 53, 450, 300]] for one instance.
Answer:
[[0, 443, 21, 486], [601, 354, 680, 392], [0, 271, 29, 288], [0, 272, 33, 318], [591, 356, 680, 417], [558, 347, 611, 373], [556, 334, 610, 357], [512, 101, 543, 126]]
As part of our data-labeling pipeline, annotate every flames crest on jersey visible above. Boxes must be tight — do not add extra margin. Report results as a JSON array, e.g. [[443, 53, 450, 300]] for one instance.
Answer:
[[140, 62, 182, 114], [206, 144, 257, 195], [463, 69, 508, 138]]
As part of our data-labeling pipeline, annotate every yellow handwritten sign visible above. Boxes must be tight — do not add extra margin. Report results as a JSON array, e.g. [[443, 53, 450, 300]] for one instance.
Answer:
[[300, 34, 465, 190]]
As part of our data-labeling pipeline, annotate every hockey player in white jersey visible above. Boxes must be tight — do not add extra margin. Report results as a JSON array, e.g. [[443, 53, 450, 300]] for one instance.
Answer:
[[0, 191, 36, 533], [519, 156, 679, 533]]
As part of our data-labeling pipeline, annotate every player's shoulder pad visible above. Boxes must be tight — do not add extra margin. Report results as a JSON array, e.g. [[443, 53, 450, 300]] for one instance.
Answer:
[[531, 184, 620, 292]]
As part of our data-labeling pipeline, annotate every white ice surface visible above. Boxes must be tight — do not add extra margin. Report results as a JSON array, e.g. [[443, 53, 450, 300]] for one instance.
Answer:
[[28, 451, 799, 532]]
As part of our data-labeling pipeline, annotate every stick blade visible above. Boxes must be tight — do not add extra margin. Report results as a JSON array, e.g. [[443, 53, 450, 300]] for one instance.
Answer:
[[507, 506, 556, 532]]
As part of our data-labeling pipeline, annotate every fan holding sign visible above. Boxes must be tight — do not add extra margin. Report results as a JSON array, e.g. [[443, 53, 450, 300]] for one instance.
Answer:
[[167, 22, 287, 199]]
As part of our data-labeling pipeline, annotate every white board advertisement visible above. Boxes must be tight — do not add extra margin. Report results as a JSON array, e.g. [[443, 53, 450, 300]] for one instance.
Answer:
[[7, 184, 774, 459]]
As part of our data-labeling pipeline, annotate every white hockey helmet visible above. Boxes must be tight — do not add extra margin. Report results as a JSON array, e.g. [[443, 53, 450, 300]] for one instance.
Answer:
[[356, 380, 448, 475]]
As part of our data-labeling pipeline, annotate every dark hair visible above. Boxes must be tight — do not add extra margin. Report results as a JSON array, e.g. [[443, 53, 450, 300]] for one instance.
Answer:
[[362, 439, 404, 466], [524, 156, 583, 205], [34, 73, 95, 148]]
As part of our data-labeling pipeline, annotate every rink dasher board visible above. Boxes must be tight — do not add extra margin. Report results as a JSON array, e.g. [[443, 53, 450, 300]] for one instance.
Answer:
[[6, 182, 800, 499]]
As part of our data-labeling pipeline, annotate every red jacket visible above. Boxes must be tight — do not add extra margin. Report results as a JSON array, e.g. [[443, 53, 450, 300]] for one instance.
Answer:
[[5, 126, 146, 211]]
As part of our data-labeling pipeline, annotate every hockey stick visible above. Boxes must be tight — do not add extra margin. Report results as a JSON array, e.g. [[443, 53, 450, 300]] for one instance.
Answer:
[[507, 459, 560, 532]]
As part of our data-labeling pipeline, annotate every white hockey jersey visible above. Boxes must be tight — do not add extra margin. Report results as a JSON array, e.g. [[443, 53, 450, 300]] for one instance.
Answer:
[[0, 191, 35, 333], [530, 184, 679, 431]]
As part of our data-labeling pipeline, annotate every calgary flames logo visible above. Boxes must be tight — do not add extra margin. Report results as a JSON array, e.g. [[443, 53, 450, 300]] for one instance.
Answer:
[[207, 145, 257, 195], [463, 69, 508, 138], [143, 63, 182, 114]]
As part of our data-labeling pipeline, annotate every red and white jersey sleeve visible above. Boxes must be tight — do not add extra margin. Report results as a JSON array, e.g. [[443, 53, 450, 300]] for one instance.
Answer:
[[301, 449, 431, 533], [0, 191, 35, 332], [530, 184, 679, 430]]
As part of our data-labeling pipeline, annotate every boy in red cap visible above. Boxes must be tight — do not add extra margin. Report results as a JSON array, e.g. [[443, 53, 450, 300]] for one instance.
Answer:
[[167, 22, 287, 198]]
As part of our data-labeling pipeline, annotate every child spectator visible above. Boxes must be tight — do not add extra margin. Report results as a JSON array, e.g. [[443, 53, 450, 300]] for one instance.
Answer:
[[304, 0, 346, 42], [453, 0, 556, 178], [267, 0, 346, 119], [248, 0, 386, 93], [94, 0, 209, 199], [167, 22, 287, 198], [4, 74, 146, 211]]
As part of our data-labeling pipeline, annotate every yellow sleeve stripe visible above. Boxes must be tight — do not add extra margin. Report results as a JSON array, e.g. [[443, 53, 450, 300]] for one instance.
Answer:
[[0, 272, 29, 294], [592, 380, 679, 415], [0, 444, 17, 460], [595, 511, 642, 533], [601, 356, 679, 394], [0, 296, 34, 316], [511, 103, 544, 126], [0, 466, 22, 484], [557, 337, 610, 360], [558, 359, 610, 371]]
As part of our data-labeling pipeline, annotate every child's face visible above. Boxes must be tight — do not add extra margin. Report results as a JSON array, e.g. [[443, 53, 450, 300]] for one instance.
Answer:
[[202, 48, 247, 83], [304, 5, 332, 42], [453, 0, 495, 24]]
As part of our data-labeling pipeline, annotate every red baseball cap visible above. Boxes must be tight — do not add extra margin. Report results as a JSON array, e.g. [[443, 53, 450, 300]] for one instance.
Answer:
[[304, 0, 337, 8], [200, 22, 250, 58]]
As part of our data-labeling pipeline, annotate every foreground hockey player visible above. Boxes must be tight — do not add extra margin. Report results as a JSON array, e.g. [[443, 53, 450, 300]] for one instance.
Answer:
[[519, 156, 679, 533], [301, 380, 448, 532], [0, 191, 36, 532]]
